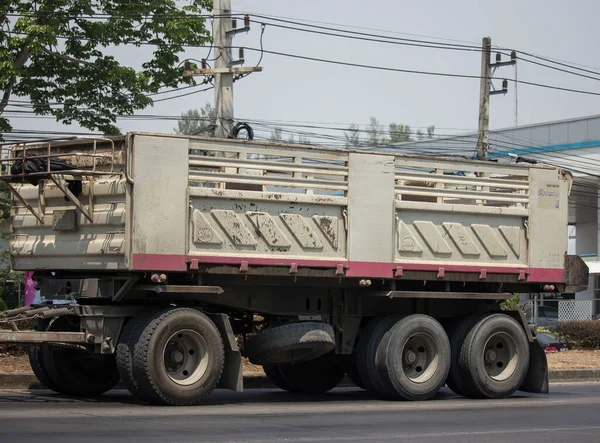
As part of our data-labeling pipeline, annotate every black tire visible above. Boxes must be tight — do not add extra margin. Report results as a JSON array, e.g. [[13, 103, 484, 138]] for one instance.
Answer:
[[246, 322, 335, 365], [375, 314, 451, 401], [131, 308, 224, 406], [446, 314, 487, 397], [116, 314, 156, 403], [28, 344, 60, 393], [278, 355, 345, 394], [263, 364, 296, 392], [42, 346, 120, 397], [355, 315, 403, 396], [458, 314, 530, 399]]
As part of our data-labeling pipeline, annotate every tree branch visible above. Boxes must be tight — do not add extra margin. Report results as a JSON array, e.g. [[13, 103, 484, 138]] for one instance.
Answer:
[[42, 47, 94, 66]]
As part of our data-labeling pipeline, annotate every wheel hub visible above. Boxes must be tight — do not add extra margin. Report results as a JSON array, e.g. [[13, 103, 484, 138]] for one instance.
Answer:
[[162, 329, 209, 386], [483, 332, 519, 382], [485, 349, 497, 363], [401, 333, 439, 383]]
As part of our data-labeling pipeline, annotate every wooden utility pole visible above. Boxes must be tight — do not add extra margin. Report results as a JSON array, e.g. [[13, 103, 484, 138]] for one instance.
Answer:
[[476, 37, 492, 160]]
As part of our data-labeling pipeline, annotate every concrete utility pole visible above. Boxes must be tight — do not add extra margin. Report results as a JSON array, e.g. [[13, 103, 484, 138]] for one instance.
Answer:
[[476, 37, 516, 160], [185, 0, 261, 138], [213, 0, 234, 138], [476, 37, 492, 160]]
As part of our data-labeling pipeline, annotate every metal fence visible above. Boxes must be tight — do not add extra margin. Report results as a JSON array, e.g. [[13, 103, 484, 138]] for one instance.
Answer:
[[519, 297, 596, 325]]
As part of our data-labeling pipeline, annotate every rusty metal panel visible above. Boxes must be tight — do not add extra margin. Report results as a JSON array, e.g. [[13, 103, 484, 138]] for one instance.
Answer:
[[131, 135, 189, 258], [52, 210, 78, 232], [10, 178, 127, 270], [0, 331, 87, 344]]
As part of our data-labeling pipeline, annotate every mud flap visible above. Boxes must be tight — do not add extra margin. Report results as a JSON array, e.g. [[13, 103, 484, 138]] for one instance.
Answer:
[[519, 338, 549, 394], [209, 313, 244, 392]]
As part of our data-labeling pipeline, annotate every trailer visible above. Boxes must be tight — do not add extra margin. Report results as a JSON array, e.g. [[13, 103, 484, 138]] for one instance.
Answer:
[[0, 133, 588, 405]]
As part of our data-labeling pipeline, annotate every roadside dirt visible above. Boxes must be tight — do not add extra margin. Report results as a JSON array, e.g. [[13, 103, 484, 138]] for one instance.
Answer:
[[545, 350, 600, 370], [0, 355, 31, 373], [1, 351, 599, 374]]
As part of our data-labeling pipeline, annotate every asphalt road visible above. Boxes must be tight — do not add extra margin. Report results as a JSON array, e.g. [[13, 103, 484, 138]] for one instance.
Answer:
[[1, 383, 600, 443]]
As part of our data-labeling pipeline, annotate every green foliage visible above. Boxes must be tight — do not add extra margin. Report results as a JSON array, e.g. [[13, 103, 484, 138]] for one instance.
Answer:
[[0, 265, 23, 306], [0, 182, 10, 221], [500, 293, 520, 311], [389, 123, 413, 143], [175, 103, 216, 136], [344, 118, 435, 147], [0, 297, 7, 312], [366, 117, 383, 146], [0, 0, 213, 137], [344, 123, 360, 148], [556, 321, 600, 349]]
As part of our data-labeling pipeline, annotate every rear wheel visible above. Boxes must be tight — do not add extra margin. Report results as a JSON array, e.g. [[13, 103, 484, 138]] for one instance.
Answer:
[[355, 315, 404, 395], [277, 355, 345, 394], [130, 308, 224, 406], [458, 314, 530, 399], [116, 313, 156, 402], [42, 346, 120, 397], [374, 315, 451, 401], [446, 314, 486, 397]]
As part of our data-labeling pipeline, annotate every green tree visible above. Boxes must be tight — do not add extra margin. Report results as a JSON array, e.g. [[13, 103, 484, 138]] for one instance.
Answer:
[[344, 123, 361, 148], [389, 123, 413, 143], [0, 0, 212, 139], [175, 103, 216, 136], [366, 117, 384, 146], [427, 125, 435, 138]]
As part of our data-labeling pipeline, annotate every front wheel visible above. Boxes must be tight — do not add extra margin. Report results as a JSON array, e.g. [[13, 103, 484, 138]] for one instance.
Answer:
[[128, 308, 224, 406]]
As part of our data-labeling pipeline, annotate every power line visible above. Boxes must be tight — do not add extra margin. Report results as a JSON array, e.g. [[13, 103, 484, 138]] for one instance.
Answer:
[[250, 18, 482, 53]]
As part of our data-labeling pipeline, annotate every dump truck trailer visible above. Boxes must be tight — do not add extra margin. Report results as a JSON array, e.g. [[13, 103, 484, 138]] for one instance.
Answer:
[[0, 133, 588, 405]]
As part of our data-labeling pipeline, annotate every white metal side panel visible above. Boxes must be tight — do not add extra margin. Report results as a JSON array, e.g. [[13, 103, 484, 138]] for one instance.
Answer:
[[528, 168, 568, 273], [394, 208, 528, 266], [131, 135, 189, 270], [188, 193, 347, 262], [347, 152, 395, 275]]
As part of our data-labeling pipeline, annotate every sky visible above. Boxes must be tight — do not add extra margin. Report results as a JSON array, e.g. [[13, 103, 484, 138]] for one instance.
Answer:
[[7, 0, 600, 143]]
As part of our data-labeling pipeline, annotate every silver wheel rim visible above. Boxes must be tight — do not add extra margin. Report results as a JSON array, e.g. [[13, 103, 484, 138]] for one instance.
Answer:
[[483, 332, 518, 382], [162, 329, 209, 386], [401, 333, 439, 383]]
